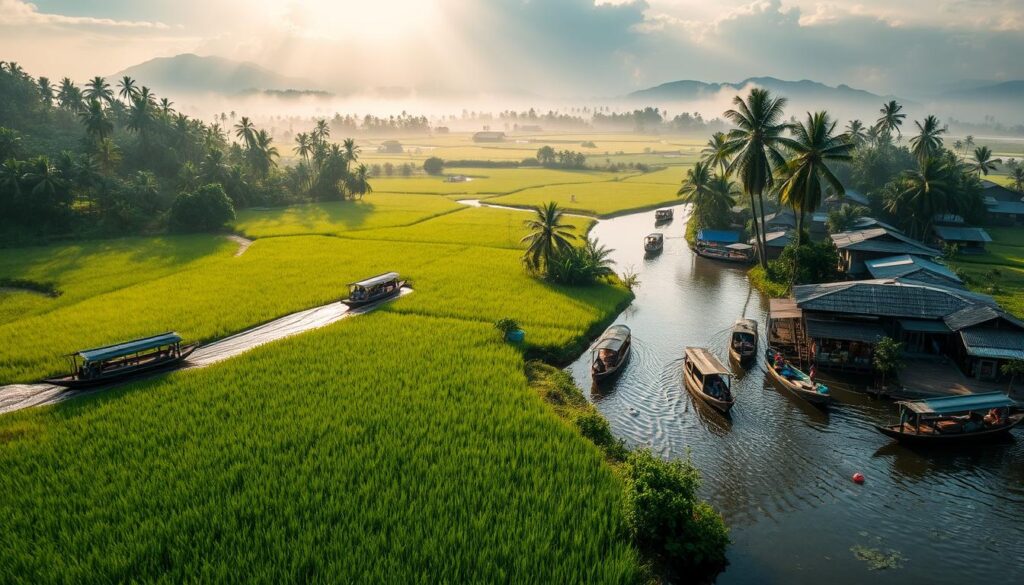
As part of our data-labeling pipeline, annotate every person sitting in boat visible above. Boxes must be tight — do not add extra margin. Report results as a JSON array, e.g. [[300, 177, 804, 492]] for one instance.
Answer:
[[984, 408, 1004, 426], [593, 356, 606, 373], [773, 351, 785, 371]]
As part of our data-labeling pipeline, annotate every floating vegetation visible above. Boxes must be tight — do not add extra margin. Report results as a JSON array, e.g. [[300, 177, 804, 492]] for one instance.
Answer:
[[851, 545, 906, 570]]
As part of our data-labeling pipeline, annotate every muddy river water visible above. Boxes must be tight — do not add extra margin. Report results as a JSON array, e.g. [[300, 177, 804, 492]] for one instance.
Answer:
[[567, 204, 1024, 584]]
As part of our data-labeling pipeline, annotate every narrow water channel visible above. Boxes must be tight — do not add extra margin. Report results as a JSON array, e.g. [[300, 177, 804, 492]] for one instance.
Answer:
[[567, 204, 1024, 584]]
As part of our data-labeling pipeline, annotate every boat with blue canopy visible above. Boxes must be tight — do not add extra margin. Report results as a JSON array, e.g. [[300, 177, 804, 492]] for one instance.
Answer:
[[46, 332, 197, 388], [876, 392, 1022, 443]]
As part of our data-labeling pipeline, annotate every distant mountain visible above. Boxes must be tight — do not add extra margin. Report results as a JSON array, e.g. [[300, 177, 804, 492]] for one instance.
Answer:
[[943, 80, 1024, 102], [628, 77, 907, 109], [110, 54, 318, 94]]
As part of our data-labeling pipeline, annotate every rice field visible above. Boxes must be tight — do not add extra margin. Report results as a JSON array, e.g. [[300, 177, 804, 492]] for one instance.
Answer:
[[0, 312, 641, 583], [952, 227, 1024, 317], [372, 167, 634, 197], [489, 180, 681, 216]]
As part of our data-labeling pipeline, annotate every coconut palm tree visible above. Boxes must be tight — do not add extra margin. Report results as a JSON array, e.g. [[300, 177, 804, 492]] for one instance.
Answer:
[[234, 117, 256, 149], [909, 115, 947, 163], [127, 95, 155, 137], [723, 88, 790, 268], [521, 202, 576, 273], [876, 100, 906, 140], [78, 100, 112, 143], [844, 119, 867, 146], [248, 129, 279, 177], [37, 77, 53, 108], [678, 161, 735, 230], [293, 132, 312, 161], [159, 98, 174, 116], [23, 156, 66, 201], [346, 164, 373, 200], [885, 158, 950, 239], [1010, 166, 1024, 192], [970, 146, 1002, 175], [92, 138, 121, 175], [825, 203, 866, 234], [342, 138, 360, 163], [701, 131, 731, 175], [137, 86, 156, 105], [83, 76, 114, 105], [57, 78, 83, 112], [964, 135, 975, 153], [777, 111, 855, 245], [0, 159, 23, 198], [117, 76, 138, 102], [953, 139, 964, 154], [313, 119, 330, 144]]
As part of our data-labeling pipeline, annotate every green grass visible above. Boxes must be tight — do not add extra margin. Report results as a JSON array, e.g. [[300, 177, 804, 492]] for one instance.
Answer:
[[371, 167, 630, 197], [0, 312, 641, 583], [951, 227, 1024, 318], [232, 193, 463, 238], [489, 180, 681, 217]]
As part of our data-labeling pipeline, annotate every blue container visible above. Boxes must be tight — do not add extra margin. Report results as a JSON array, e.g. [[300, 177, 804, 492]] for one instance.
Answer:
[[506, 329, 525, 343]]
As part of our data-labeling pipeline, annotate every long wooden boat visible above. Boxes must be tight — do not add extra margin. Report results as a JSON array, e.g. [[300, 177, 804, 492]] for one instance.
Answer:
[[591, 324, 631, 382], [694, 243, 755, 264], [45, 332, 197, 389], [876, 392, 1023, 444], [342, 272, 405, 307], [654, 209, 673, 223], [729, 318, 758, 366], [644, 233, 664, 254], [683, 347, 735, 414], [764, 347, 832, 405]]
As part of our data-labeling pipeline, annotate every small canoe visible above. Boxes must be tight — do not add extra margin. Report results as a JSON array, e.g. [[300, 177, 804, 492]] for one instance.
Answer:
[[683, 347, 735, 414], [876, 392, 1023, 444], [343, 272, 405, 307], [729, 319, 758, 366], [764, 348, 832, 405], [655, 209, 673, 223], [592, 324, 631, 382], [644, 233, 664, 253]]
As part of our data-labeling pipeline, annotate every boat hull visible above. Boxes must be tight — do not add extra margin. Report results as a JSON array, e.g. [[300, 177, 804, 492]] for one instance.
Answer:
[[342, 282, 405, 308], [683, 363, 735, 414], [876, 414, 1024, 444], [694, 246, 753, 264], [763, 361, 833, 405], [45, 344, 198, 389], [729, 346, 756, 367]]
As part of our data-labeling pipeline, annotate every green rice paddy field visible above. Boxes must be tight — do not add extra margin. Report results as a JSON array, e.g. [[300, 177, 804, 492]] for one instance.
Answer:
[[952, 227, 1024, 317], [0, 145, 677, 582]]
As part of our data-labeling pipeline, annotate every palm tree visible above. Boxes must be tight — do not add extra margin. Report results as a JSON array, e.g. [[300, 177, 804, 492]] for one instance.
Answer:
[[159, 98, 174, 116], [701, 131, 731, 175], [876, 100, 906, 140], [117, 76, 138, 102], [23, 156, 66, 202], [313, 119, 330, 145], [844, 119, 867, 146], [777, 111, 854, 244], [723, 88, 790, 268], [970, 146, 1002, 175], [342, 138, 360, 163], [127, 95, 155, 137], [57, 78, 83, 112], [234, 116, 256, 149], [1010, 166, 1024, 192], [964, 135, 975, 153], [521, 202, 577, 273], [294, 132, 312, 161], [826, 203, 866, 234], [678, 161, 735, 230], [885, 158, 950, 239], [0, 159, 23, 198], [137, 86, 156, 105], [37, 77, 54, 107], [92, 138, 121, 175], [953, 139, 964, 154], [83, 76, 114, 105], [78, 100, 112, 143], [248, 129, 279, 176], [200, 149, 229, 184], [346, 164, 373, 200], [909, 115, 947, 163]]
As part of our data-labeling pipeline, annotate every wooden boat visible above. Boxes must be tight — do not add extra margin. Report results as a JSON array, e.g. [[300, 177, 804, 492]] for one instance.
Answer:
[[654, 209, 673, 223], [694, 242, 755, 264], [591, 324, 631, 382], [342, 272, 405, 307], [729, 319, 758, 366], [45, 332, 197, 388], [683, 347, 735, 414], [764, 347, 832, 405], [644, 233, 664, 254], [876, 392, 1023, 444]]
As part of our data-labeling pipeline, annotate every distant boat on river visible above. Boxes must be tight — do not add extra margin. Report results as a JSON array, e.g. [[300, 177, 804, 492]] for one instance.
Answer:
[[644, 232, 664, 254], [729, 319, 758, 366]]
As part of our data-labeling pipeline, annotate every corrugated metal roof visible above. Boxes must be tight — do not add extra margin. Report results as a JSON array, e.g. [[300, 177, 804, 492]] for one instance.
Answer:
[[944, 305, 1024, 331], [79, 332, 181, 362], [794, 279, 996, 320], [898, 319, 951, 333], [961, 328, 1024, 350], [685, 347, 731, 376], [752, 230, 792, 248], [900, 392, 1016, 415], [933, 225, 992, 243], [865, 255, 961, 283], [830, 227, 940, 257], [805, 319, 886, 342], [697, 230, 740, 244], [988, 201, 1024, 215]]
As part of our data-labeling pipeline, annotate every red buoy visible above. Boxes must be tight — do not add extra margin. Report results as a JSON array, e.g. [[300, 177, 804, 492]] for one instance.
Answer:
[[852, 472, 865, 484]]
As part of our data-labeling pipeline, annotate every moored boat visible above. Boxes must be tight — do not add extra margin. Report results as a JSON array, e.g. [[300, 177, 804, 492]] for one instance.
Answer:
[[45, 332, 197, 388], [644, 232, 664, 254], [655, 208, 673, 223], [876, 392, 1023, 444], [694, 242, 755, 263], [729, 319, 758, 366], [683, 347, 735, 414], [764, 347, 832, 405], [591, 324, 631, 382], [343, 272, 405, 307]]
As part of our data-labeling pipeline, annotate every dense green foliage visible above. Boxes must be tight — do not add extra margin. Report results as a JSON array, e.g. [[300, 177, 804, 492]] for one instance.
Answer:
[[169, 183, 235, 232]]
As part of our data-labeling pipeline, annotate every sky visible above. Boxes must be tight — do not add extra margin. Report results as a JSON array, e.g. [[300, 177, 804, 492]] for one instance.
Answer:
[[1, 0, 1023, 98]]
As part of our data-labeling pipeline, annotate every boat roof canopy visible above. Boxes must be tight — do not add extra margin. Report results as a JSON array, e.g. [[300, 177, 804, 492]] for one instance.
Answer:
[[899, 392, 1016, 415], [732, 319, 758, 335], [685, 347, 732, 376], [595, 325, 631, 352], [78, 332, 182, 363], [350, 272, 400, 289], [646, 232, 663, 239]]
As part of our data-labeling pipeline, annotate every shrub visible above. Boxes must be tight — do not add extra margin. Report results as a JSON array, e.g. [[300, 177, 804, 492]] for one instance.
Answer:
[[423, 157, 444, 175], [622, 449, 729, 572], [573, 411, 626, 461], [493, 317, 520, 337], [168, 183, 235, 233]]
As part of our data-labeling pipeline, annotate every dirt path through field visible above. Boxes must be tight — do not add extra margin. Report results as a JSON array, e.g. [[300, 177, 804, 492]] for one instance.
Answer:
[[0, 288, 412, 416], [226, 234, 253, 256]]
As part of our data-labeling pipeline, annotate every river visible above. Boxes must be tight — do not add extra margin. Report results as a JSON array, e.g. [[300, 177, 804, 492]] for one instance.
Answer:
[[567, 203, 1024, 584]]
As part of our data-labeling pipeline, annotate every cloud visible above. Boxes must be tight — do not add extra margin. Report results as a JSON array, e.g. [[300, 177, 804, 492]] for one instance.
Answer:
[[0, 0, 169, 29]]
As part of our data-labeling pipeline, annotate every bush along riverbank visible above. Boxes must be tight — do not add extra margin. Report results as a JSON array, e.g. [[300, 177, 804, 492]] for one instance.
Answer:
[[526, 361, 730, 580]]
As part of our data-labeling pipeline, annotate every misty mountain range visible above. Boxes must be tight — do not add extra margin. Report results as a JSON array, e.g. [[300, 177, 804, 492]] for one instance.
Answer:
[[111, 54, 320, 95]]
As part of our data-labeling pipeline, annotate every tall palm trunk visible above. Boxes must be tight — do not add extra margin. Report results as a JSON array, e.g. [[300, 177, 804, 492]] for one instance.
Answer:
[[748, 192, 764, 267], [755, 190, 769, 269]]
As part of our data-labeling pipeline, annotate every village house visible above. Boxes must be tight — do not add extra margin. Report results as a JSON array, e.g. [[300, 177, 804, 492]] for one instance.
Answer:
[[981, 179, 1024, 225], [830, 226, 941, 276]]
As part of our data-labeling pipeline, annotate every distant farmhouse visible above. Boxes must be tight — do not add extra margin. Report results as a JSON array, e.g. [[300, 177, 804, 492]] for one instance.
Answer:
[[378, 140, 404, 154], [981, 179, 1024, 225]]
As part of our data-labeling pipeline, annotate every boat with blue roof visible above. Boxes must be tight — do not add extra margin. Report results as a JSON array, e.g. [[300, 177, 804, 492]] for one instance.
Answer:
[[876, 392, 1022, 444], [46, 332, 197, 388]]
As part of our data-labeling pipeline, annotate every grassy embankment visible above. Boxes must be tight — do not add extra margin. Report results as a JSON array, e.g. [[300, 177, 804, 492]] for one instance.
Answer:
[[951, 227, 1024, 317], [0, 169, 674, 582]]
